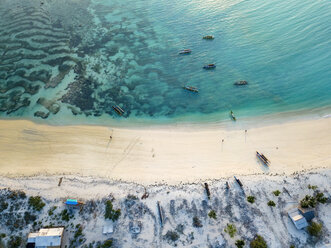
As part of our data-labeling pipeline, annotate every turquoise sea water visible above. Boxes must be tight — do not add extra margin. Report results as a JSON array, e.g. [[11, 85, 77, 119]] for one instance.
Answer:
[[0, 0, 330, 126]]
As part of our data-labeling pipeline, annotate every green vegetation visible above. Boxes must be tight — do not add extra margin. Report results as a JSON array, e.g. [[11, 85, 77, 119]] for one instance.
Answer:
[[164, 230, 179, 242], [24, 211, 36, 224], [235, 239, 245, 248], [0, 201, 8, 212], [247, 196, 255, 204], [48, 206, 57, 216], [250, 235, 268, 248], [7, 236, 22, 248], [308, 184, 318, 190], [104, 200, 121, 221], [316, 192, 328, 204], [224, 223, 237, 238], [272, 190, 281, 196], [100, 240, 113, 248], [208, 210, 217, 219], [307, 222, 323, 237], [290, 245, 295, 248], [300, 195, 316, 208], [61, 209, 71, 221], [28, 196, 45, 211], [193, 216, 203, 228], [74, 224, 83, 238], [267, 200, 276, 207]]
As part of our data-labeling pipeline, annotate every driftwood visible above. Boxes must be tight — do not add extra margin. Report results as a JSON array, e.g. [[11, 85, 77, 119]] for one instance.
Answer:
[[58, 177, 63, 186], [141, 187, 149, 200]]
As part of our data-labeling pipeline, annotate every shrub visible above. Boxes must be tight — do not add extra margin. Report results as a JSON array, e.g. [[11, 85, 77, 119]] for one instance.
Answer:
[[308, 185, 318, 190], [61, 209, 71, 221], [247, 196, 255, 203], [28, 196, 45, 211], [164, 230, 179, 242], [300, 195, 316, 208], [24, 211, 36, 224], [315, 192, 328, 204], [0, 201, 8, 212], [235, 239, 245, 248], [307, 222, 323, 237], [104, 200, 121, 221], [290, 245, 295, 248], [273, 190, 281, 196], [7, 236, 22, 248], [224, 223, 237, 238], [250, 235, 267, 248], [101, 240, 113, 248], [267, 201, 275, 207], [192, 216, 203, 228], [48, 206, 57, 216], [208, 210, 217, 219], [74, 224, 83, 238]]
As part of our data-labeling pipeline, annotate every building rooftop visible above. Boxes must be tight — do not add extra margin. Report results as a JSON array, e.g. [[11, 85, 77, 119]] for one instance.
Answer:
[[38, 227, 64, 236]]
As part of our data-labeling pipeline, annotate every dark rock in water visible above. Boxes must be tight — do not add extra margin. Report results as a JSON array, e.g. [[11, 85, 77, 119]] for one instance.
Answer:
[[234, 80, 248, 86], [61, 77, 96, 111], [37, 98, 60, 114], [45, 64, 72, 88], [34, 111, 49, 119]]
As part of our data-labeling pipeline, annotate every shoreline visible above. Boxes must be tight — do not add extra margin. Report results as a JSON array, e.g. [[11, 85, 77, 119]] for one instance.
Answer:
[[1, 104, 331, 131], [0, 117, 330, 184]]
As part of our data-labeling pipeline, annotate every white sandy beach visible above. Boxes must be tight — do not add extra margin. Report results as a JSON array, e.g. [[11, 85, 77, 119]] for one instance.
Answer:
[[0, 118, 330, 184]]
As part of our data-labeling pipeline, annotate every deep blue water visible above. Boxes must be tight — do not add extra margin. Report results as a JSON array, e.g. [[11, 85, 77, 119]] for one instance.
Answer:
[[0, 0, 330, 125]]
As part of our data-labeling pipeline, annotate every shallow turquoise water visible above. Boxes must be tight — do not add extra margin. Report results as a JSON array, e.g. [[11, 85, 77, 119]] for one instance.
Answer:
[[0, 0, 330, 125]]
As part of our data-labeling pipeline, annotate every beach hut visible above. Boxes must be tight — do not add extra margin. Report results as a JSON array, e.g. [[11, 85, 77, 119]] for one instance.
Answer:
[[288, 209, 308, 230], [298, 207, 315, 222], [27, 227, 64, 248]]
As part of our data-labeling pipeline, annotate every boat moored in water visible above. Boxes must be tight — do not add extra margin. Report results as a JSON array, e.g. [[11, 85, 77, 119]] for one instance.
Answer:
[[230, 110, 236, 121], [203, 35, 214, 40], [234, 80, 248, 86], [183, 86, 199, 93], [203, 64, 216, 69], [179, 49, 192, 54], [112, 105, 125, 115]]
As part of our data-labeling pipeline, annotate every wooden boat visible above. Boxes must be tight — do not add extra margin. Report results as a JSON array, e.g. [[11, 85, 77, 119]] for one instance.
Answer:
[[112, 105, 124, 115], [225, 181, 230, 190], [256, 151, 270, 165], [234, 176, 243, 187], [203, 35, 214, 40], [230, 110, 236, 121], [179, 49, 192, 54], [183, 86, 199, 93], [234, 80, 248, 86], [203, 64, 216, 69]]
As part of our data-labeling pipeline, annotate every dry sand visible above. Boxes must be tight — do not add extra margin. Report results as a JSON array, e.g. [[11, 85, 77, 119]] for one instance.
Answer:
[[0, 118, 330, 184]]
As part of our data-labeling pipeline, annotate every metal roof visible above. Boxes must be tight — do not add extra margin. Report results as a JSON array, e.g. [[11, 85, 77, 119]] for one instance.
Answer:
[[28, 228, 64, 247], [288, 209, 308, 229]]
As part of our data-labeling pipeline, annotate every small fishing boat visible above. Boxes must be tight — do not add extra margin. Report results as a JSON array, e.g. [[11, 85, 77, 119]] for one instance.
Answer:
[[234, 80, 248, 86], [203, 64, 216, 69], [183, 86, 199, 93], [256, 151, 270, 165], [179, 49, 191, 54], [203, 35, 214, 40], [230, 110, 236, 121], [112, 105, 124, 115]]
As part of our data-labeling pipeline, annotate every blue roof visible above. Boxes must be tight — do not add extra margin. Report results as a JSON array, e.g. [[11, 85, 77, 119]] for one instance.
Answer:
[[66, 199, 78, 205]]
